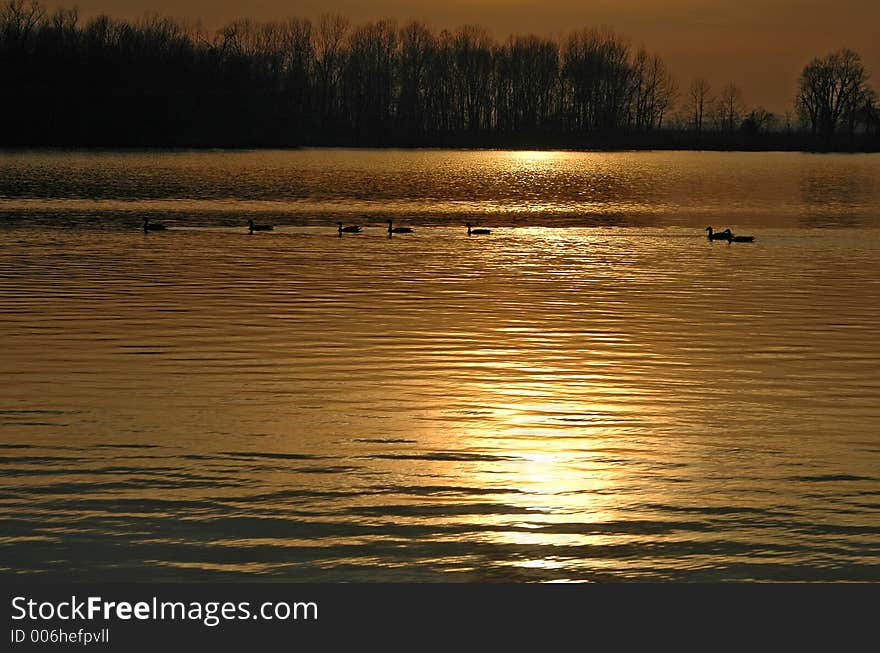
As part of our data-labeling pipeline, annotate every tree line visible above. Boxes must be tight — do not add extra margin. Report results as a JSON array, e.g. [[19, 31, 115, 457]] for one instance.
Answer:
[[0, 0, 877, 149]]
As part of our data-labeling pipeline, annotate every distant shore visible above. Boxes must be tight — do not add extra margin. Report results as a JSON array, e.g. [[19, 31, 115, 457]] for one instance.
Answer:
[[2, 135, 878, 153], [3, 125, 878, 153], [4, 4, 877, 154]]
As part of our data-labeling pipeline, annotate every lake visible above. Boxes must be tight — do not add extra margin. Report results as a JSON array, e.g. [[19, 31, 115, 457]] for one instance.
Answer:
[[0, 149, 878, 581]]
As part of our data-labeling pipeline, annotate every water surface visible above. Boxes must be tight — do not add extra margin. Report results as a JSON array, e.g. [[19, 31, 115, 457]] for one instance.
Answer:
[[1, 149, 878, 581], [1, 149, 878, 228]]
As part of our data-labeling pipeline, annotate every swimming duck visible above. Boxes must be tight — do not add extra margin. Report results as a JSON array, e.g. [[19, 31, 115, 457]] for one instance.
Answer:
[[467, 223, 491, 236], [248, 219, 273, 233], [727, 233, 755, 243], [337, 222, 361, 235], [706, 226, 731, 241], [143, 217, 167, 232], [387, 220, 413, 235]]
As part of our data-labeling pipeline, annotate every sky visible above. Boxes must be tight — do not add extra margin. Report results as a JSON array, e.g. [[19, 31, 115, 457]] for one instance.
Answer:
[[41, 0, 880, 115]]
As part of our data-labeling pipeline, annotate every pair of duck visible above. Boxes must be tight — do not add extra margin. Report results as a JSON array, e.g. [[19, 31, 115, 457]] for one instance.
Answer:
[[706, 226, 754, 243], [337, 221, 409, 236], [145, 218, 277, 234]]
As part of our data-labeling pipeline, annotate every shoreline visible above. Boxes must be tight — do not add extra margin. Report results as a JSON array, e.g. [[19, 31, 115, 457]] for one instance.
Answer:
[[2, 141, 878, 154]]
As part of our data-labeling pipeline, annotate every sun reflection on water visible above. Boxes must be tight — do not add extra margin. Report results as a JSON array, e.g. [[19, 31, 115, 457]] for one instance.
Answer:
[[1, 202, 878, 580]]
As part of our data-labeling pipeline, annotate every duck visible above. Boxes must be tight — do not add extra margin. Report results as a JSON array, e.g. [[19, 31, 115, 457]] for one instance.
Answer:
[[706, 226, 731, 241], [467, 223, 491, 236], [387, 220, 413, 235], [248, 219, 273, 233], [143, 217, 167, 232], [337, 221, 361, 235], [727, 233, 755, 243]]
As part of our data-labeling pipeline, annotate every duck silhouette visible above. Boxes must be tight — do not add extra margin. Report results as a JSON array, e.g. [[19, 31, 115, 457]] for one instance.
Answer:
[[337, 222, 361, 236], [706, 226, 731, 241], [387, 220, 413, 235], [143, 217, 167, 232], [248, 219, 273, 233], [467, 223, 491, 236]]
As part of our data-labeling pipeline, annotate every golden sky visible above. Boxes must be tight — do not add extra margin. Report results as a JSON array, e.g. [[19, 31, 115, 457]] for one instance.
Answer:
[[42, 0, 879, 114]]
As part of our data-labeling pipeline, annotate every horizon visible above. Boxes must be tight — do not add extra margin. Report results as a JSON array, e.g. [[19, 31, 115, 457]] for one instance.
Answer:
[[36, 0, 880, 116]]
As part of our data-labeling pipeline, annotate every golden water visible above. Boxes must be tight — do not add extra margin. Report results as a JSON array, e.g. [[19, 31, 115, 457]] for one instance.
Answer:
[[1, 150, 878, 580]]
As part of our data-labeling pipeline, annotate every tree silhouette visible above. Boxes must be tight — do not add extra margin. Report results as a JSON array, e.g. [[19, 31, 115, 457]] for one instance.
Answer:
[[0, 1, 876, 150], [688, 78, 712, 134], [797, 48, 870, 143], [717, 82, 744, 132]]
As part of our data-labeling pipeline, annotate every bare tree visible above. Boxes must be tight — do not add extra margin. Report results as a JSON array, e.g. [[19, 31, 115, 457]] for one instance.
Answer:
[[313, 14, 349, 131], [0, 0, 45, 52], [797, 48, 869, 141], [496, 34, 559, 132], [855, 87, 879, 136], [741, 107, 776, 135], [451, 25, 493, 132], [718, 82, 743, 131], [631, 50, 676, 130], [396, 21, 435, 137], [688, 78, 711, 133], [561, 28, 634, 133], [343, 19, 398, 139], [281, 18, 314, 133]]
